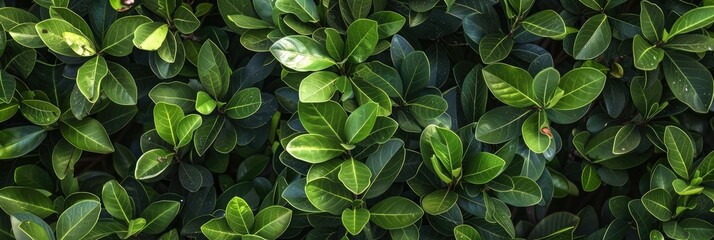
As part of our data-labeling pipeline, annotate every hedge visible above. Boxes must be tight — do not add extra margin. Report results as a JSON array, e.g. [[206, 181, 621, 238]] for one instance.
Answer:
[[1, 0, 714, 239]]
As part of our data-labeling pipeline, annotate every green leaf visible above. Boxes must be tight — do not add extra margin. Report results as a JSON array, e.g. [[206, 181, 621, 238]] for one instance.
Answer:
[[532, 67, 560, 107], [225, 88, 262, 119], [60, 118, 114, 154], [551, 67, 606, 110], [298, 101, 347, 141], [225, 197, 254, 234], [368, 11, 406, 39], [286, 134, 345, 163], [174, 5, 200, 34], [52, 140, 81, 180], [149, 81, 197, 112], [522, 111, 551, 153], [125, 218, 147, 238], [56, 200, 101, 240], [338, 158, 373, 194], [342, 208, 370, 235], [663, 52, 714, 113], [227, 14, 272, 30], [476, 106, 531, 144], [201, 218, 240, 240], [421, 189, 457, 215], [132, 22, 168, 51], [369, 196, 423, 230], [103, 62, 138, 105], [0, 126, 47, 160], [663, 34, 714, 53], [641, 188, 672, 221], [632, 34, 664, 71], [154, 102, 184, 147], [479, 33, 513, 64], [494, 176, 542, 207], [134, 148, 175, 180], [0, 7, 39, 30], [573, 14, 611, 60], [612, 124, 640, 155], [325, 28, 344, 60], [522, 10, 567, 38], [344, 102, 379, 144], [664, 126, 694, 179], [176, 114, 202, 149], [0, 70, 15, 104], [345, 19, 378, 63], [672, 179, 703, 195], [275, 0, 320, 23], [77, 56, 108, 103], [20, 99, 60, 126], [305, 178, 353, 215], [400, 51, 430, 96], [9, 23, 44, 48], [102, 15, 152, 57], [195, 91, 216, 115], [668, 6, 714, 39], [270, 36, 335, 72], [299, 71, 339, 103], [142, 0, 176, 20], [62, 31, 96, 57], [408, 94, 448, 120], [198, 40, 231, 99], [463, 152, 506, 185], [140, 200, 181, 234], [482, 63, 537, 107], [640, 0, 664, 42], [581, 163, 601, 192], [454, 224, 481, 240], [252, 206, 292, 239], [34, 18, 86, 56], [0, 186, 55, 218], [101, 180, 133, 222], [17, 220, 51, 240]]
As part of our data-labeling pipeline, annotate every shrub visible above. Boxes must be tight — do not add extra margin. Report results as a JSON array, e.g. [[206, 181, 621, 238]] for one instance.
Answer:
[[0, 0, 714, 239]]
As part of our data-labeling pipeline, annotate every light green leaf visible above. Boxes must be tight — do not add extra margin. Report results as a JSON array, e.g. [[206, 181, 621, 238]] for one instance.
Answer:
[[345, 19, 378, 63], [664, 125, 694, 179], [270, 36, 335, 72], [195, 91, 216, 115], [0, 70, 15, 104], [344, 102, 379, 144], [522, 10, 567, 38], [664, 34, 714, 53], [102, 16, 152, 57], [224, 88, 262, 119], [201, 218, 240, 240], [286, 134, 345, 163], [60, 118, 114, 154], [173, 6, 200, 34], [299, 71, 339, 103], [522, 111, 551, 153], [226, 197, 253, 234], [532, 67, 560, 107], [227, 15, 273, 30], [408, 94, 448, 120], [368, 11, 406, 39], [252, 206, 292, 239], [338, 159, 373, 194], [154, 102, 184, 147], [62, 31, 96, 56], [0, 186, 55, 218], [56, 200, 100, 240], [134, 148, 175, 180], [668, 6, 714, 39], [101, 180, 133, 222], [0, 7, 39, 30], [9, 23, 44, 48], [17, 220, 51, 240], [573, 14, 611, 60], [612, 124, 640, 154], [102, 62, 138, 105], [400, 51, 430, 96], [298, 101, 347, 141], [454, 224, 481, 240], [52, 140, 81, 180], [551, 67, 606, 110], [175, 114, 202, 149], [369, 196, 423, 230], [463, 152, 506, 185], [581, 163, 601, 192], [342, 208, 370, 235], [421, 189, 457, 215], [482, 63, 537, 107], [77, 56, 108, 103], [34, 18, 85, 56], [132, 22, 168, 51]]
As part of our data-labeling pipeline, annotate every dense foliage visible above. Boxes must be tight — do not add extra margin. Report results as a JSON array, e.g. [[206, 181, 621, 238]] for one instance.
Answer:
[[1, 0, 714, 239]]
